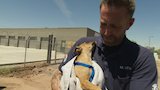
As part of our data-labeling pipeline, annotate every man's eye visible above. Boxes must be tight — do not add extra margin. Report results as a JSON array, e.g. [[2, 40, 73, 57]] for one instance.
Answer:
[[101, 23, 107, 26], [100, 23, 107, 28], [111, 24, 123, 29]]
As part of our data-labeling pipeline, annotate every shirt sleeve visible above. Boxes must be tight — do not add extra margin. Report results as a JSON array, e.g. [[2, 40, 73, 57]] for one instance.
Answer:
[[129, 49, 158, 90]]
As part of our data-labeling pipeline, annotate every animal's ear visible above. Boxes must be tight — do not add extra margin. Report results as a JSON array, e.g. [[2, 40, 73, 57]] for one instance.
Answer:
[[75, 46, 82, 53], [92, 41, 96, 46]]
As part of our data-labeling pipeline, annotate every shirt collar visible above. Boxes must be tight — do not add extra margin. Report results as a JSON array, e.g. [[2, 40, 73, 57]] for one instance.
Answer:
[[96, 35, 127, 51]]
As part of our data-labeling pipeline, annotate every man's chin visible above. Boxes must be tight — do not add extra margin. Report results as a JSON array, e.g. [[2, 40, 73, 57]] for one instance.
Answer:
[[103, 40, 115, 46]]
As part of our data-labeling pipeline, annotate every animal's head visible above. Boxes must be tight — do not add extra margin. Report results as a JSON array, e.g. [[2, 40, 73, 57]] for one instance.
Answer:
[[75, 42, 96, 55]]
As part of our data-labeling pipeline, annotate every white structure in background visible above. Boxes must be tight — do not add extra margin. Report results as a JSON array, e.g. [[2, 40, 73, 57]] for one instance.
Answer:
[[154, 53, 159, 61]]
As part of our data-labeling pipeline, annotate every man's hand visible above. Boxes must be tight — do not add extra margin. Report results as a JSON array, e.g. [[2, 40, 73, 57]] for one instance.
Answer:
[[51, 69, 62, 90]]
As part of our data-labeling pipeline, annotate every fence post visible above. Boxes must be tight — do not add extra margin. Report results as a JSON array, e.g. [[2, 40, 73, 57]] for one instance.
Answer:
[[24, 36, 30, 67], [0, 38, 1, 44], [53, 37, 56, 50], [47, 34, 53, 64], [39, 38, 42, 49], [7, 37, 10, 46], [27, 37, 30, 48], [17, 38, 19, 47], [53, 37, 57, 63]]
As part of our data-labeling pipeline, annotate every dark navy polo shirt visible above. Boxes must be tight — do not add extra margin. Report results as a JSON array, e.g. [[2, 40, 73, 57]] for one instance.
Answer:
[[59, 36, 158, 90]]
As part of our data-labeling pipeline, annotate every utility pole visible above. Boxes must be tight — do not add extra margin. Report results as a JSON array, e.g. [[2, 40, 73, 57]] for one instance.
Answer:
[[148, 36, 153, 48]]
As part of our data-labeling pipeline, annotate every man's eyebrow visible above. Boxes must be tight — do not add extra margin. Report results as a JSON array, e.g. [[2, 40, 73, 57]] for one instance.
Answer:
[[101, 19, 122, 26]]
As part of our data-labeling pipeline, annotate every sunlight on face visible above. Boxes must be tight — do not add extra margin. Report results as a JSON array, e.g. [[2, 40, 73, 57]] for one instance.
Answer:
[[100, 4, 134, 46]]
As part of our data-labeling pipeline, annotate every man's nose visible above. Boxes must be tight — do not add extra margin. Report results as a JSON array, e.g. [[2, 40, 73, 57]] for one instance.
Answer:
[[104, 27, 112, 36]]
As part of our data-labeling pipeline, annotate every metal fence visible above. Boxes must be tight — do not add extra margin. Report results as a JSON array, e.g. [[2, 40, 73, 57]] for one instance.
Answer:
[[0, 35, 74, 65]]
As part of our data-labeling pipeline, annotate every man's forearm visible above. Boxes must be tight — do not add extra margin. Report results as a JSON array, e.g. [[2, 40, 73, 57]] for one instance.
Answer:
[[51, 69, 62, 90]]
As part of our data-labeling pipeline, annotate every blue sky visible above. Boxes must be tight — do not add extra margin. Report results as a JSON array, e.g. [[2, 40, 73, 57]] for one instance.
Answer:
[[0, 0, 159, 49]]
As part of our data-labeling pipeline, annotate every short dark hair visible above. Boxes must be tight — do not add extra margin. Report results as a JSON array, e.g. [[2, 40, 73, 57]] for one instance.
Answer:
[[100, 0, 135, 18]]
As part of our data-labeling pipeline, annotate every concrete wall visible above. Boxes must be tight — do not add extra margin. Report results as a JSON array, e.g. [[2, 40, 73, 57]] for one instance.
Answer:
[[87, 28, 97, 37], [0, 27, 99, 53], [0, 28, 90, 40]]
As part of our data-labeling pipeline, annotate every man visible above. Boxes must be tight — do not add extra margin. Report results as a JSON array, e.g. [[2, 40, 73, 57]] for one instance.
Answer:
[[52, 0, 158, 90]]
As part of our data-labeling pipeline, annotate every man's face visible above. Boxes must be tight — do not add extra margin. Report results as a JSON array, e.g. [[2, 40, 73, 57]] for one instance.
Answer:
[[100, 4, 134, 46]]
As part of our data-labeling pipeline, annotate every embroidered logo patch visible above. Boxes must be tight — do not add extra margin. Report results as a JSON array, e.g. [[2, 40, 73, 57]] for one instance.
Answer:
[[119, 66, 132, 70]]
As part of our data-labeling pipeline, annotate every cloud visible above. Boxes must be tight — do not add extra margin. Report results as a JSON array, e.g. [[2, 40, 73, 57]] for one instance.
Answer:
[[53, 0, 74, 25]]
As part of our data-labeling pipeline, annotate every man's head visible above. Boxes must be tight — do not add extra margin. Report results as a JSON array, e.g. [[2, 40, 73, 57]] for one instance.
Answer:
[[100, 0, 135, 46]]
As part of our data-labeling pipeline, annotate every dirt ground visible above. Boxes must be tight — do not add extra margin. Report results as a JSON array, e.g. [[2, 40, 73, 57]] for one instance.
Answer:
[[0, 60, 160, 90], [0, 62, 59, 90]]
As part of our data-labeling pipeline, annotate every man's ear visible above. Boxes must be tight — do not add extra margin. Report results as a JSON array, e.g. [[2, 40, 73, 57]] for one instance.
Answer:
[[75, 46, 82, 53], [126, 18, 135, 30]]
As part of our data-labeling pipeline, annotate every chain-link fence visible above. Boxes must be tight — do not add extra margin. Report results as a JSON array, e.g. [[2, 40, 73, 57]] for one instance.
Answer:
[[0, 35, 74, 65]]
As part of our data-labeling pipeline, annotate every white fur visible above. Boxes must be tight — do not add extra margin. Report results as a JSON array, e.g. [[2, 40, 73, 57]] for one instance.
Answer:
[[60, 56, 107, 90]]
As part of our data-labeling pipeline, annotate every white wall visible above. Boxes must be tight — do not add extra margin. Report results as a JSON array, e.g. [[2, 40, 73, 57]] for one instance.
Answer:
[[154, 53, 159, 61]]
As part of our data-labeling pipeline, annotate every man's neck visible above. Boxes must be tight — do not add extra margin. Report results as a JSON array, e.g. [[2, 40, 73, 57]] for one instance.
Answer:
[[103, 36, 126, 48]]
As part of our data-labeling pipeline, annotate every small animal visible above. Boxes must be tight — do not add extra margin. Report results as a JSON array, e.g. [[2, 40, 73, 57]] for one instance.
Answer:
[[51, 42, 104, 90], [74, 42, 101, 90]]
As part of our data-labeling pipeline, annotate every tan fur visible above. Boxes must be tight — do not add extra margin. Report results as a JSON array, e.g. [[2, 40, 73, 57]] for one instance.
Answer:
[[51, 42, 101, 90], [74, 42, 101, 90]]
